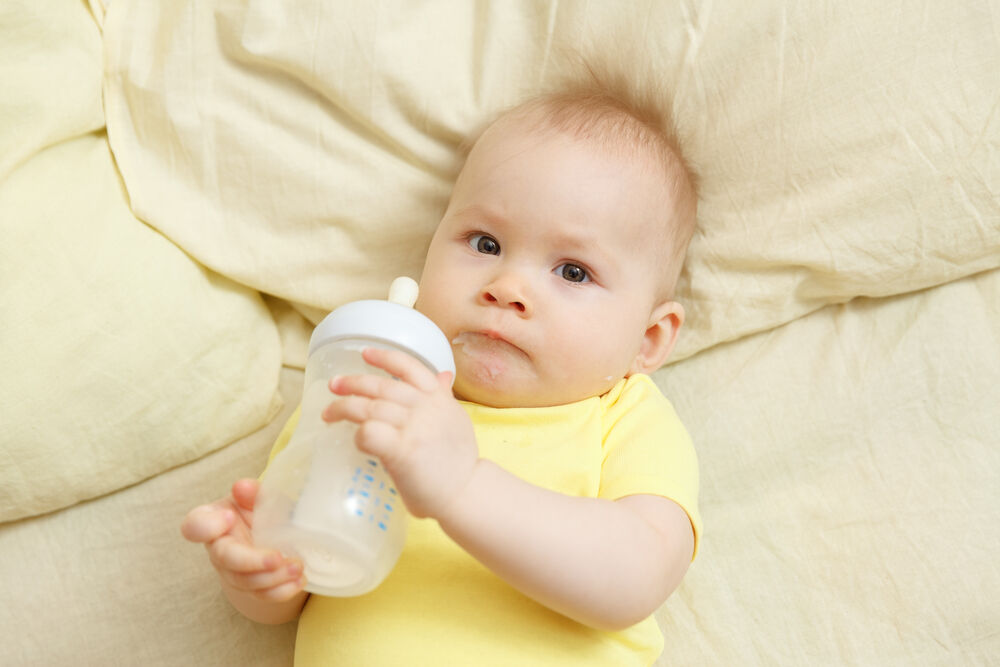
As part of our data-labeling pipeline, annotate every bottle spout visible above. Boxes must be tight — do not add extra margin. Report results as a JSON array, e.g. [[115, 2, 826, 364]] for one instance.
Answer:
[[387, 276, 419, 308]]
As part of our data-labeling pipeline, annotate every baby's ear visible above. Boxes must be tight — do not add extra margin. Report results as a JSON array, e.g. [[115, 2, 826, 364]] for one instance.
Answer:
[[629, 301, 684, 376]]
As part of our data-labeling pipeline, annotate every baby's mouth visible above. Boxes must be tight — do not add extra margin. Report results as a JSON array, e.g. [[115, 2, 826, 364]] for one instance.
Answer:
[[451, 331, 527, 358]]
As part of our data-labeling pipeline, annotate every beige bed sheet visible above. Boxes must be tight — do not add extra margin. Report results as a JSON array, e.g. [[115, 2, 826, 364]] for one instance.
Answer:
[[657, 268, 1000, 665], [0, 367, 303, 667], [3, 268, 996, 666]]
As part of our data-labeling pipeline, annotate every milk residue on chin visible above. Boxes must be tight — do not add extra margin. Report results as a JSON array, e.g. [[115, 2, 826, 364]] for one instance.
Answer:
[[451, 333, 504, 381], [451, 333, 475, 350]]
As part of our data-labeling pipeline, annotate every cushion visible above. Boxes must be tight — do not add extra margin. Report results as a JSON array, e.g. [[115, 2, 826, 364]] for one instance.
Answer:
[[0, 0, 104, 181], [0, 0, 284, 521], [102, 0, 1000, 362]]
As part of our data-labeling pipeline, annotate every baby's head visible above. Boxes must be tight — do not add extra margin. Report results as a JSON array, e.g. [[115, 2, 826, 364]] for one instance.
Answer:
[[416, 85, 698, 408]]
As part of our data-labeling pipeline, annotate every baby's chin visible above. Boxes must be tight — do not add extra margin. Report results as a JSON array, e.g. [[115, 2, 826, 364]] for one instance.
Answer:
[[453, 368, 620, 409], [452, 365, 534, 408], [449, 335, 625, 407]]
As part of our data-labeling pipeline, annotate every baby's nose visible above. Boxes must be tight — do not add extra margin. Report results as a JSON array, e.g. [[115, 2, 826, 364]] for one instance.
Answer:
[[481, 277, 531, 316], [483, 290, 526, 313]]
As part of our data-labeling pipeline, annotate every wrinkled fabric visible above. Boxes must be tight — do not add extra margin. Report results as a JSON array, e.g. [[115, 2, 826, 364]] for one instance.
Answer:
[[654, 267, 1000, 665], [102, 1, 1000, 361], [0, 0, 283, 521]]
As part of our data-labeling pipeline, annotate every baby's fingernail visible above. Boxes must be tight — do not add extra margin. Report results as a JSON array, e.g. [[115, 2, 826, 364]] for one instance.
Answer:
[[328, 376, 341, 389]]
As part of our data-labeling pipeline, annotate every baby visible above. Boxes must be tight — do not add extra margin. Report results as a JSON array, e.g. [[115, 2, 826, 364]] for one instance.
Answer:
[[183, 84, 701, 665]]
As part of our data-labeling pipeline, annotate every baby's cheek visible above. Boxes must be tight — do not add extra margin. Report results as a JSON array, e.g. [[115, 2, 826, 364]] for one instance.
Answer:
[[555, 340, 626, 387]]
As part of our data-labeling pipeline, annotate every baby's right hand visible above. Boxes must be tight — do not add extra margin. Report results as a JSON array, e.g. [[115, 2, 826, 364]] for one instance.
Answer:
[[181, 479, 306, 602]]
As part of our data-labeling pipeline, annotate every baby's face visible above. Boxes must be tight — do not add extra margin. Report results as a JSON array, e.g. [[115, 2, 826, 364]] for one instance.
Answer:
[[416, 119, 676, 408]]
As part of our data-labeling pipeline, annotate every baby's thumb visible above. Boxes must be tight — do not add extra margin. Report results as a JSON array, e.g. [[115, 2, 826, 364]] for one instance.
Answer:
[[180, 505, 234, 544], [231, 478, 261, 512]]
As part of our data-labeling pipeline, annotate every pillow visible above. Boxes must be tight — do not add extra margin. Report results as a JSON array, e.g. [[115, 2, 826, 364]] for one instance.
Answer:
[[103, 1, 999, 362], [0, 1, 283, 521], [0, 132, 283, 522], [0, 0, 104, 181]]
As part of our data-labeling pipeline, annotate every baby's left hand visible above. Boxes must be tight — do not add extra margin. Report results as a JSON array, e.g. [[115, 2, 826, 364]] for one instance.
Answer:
[[322, 347, 479, 520]]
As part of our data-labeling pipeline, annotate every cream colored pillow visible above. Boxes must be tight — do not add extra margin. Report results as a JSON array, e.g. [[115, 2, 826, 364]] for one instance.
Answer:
[[0, 132, 283, 522], [0, 2, 283, 521], [103, 1, 999, 362], [0, 0, 104, 181]]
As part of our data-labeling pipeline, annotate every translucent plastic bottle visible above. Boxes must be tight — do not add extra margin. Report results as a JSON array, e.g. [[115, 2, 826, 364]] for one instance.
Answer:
[[252, 277, 454, 596]]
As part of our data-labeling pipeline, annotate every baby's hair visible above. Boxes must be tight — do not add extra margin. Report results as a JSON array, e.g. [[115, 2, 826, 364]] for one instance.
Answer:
[[486, 66, 699, 299]]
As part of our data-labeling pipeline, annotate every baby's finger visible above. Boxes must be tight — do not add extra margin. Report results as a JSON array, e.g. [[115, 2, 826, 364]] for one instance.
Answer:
[[354, 420, 401, 464], [208, 535, 282, 574], [254, 576, 309, 604], [181, 505, 235, 544], [437, 370, 455, 391], [222, 560, 304, 593], [329, 372, 420, 406], [361, 347, 438, 392], [323, 395, 408, 428], [230, 479, 260, 512]]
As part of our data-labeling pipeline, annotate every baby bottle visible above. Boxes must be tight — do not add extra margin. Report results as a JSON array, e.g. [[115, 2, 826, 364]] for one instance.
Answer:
[[252, 277, 454, 597]]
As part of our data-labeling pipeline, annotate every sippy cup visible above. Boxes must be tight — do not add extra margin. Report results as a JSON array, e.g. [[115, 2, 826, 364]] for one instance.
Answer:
[[252, 277, 454, 597]]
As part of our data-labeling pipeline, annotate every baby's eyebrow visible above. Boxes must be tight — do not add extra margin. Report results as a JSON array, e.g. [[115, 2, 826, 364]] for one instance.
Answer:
[[451, 204, 508, 229], [547, 222, 616, 258]]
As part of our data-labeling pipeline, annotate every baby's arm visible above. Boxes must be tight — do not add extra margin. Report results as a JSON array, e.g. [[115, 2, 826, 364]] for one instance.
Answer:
[[325, 347, 694, 631], [437, 466, 693, 630], [181, 479, 309, 625]]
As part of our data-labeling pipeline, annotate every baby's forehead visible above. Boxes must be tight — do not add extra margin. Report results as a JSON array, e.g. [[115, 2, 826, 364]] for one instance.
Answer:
[[462, 96, 695, 299]]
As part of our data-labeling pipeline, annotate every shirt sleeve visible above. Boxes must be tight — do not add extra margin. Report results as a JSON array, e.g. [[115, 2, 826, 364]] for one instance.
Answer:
[[599, 374, 702, 558], [259, 405, 301, 479]]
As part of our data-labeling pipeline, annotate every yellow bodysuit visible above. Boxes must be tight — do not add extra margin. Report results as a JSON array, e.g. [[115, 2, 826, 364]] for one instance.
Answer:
[[265, 373, 701, 666]]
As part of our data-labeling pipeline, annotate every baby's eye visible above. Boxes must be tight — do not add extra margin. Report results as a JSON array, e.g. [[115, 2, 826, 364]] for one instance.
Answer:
[[556, 263, 590, 283], [469, 234, 500, 255]]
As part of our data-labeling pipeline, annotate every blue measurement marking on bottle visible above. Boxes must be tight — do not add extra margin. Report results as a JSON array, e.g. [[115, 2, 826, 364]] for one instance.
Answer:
[[345, 459, 400, 531]]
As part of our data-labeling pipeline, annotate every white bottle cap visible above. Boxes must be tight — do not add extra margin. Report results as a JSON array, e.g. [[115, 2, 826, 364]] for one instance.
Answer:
[[308, 277, 456, 381]]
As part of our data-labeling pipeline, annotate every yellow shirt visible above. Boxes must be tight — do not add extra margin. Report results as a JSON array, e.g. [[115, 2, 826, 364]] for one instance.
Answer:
[[266, 374, 700, 666]]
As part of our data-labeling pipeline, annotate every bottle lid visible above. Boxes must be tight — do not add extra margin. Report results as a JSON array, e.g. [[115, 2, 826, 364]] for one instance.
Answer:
[[309, 277, 456, 381]]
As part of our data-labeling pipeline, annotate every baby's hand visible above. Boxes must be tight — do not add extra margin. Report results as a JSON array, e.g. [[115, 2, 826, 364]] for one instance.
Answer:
[[181, 479, 306, 602], [323, 347, 480, 520]]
